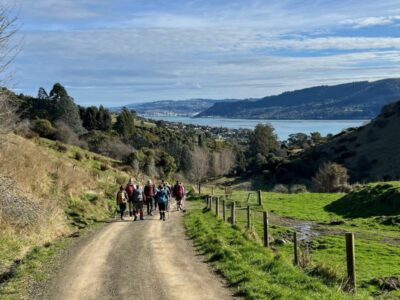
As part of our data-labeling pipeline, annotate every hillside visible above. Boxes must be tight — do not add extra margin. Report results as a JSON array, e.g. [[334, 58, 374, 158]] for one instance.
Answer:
[[0, 134, 136, 288], [276, 100, 400, 183], [113, 98, 247, 117], [197, 78, 400, 119]]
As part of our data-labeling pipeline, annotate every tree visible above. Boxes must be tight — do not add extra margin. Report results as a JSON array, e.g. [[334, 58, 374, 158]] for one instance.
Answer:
[[312, 162, 350, 193], [190, 146, 209, 184], [49, 82, 68, 100], [52, 83, 84, 134], [250, 124, 278, 157], [310, 132, 324, 145], [0, 5, 20, 137], [288, 133, 309, 148], [114, 107, 135, 138], [97, 105, 112, 131], [82, 106, 99, 130], [180, 145, 192, 174], [37, 87, 48, 100]]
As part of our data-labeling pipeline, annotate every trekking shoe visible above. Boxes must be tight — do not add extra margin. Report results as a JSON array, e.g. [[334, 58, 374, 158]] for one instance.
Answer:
[[140, 217, 144, 220], [133, 216, 137, 221]]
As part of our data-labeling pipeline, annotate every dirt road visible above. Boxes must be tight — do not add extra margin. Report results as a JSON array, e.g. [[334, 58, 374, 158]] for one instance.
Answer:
[[42, 206, 234, 300]]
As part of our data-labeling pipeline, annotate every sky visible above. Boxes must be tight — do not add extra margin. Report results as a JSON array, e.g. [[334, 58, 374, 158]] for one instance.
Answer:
[[5, 0, 400, 106]]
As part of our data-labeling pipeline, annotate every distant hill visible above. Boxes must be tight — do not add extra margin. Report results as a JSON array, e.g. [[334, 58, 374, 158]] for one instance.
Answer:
[[113, 99, 249, 117], [197, 79, 400, 119], [276, 100, 400, 183]]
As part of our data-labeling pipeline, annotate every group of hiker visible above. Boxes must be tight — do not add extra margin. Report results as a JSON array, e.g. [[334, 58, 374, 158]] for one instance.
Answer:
[[116, 178, 186, 221]]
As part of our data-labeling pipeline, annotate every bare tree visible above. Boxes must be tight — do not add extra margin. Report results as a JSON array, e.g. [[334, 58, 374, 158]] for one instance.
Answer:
[[0, 5, 20, 138], [190, 146, 210, 184]]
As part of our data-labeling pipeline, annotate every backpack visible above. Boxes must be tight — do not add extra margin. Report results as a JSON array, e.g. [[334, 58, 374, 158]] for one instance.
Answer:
[[126, 184, 135, 198], [133, 188, 144, 202], [156, 189, 168, 204], [117, 191, 127, 204], [144, 184, 155, 197], [175, 184, 184, 198]]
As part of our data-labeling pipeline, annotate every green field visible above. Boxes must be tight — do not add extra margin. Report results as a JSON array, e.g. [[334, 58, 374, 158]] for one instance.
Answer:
[[193, 183, 400, 298]]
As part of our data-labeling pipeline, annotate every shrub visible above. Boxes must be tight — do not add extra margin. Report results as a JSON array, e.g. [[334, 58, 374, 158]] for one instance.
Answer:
[[272, 184, 289, 193], [100, 163, 109, 171], [312, 162, 350, 193], [74, 152, 84, 161], [32, 119, 57, 139], [290, 184, 308, 194], [54, 141, 68, 153]]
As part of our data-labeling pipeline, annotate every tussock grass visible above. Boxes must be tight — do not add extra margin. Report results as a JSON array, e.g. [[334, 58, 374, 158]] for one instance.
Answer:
[[0, 134, 137, 297]]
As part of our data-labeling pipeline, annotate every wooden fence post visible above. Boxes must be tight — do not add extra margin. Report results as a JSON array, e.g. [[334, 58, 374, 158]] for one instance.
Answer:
[[293, 232, 299, 266], [198, 182, 201, 195], [211, 186, 214, 196], [345, 233, 356, 293], [205, 195, 209, 208], [230, 202, 235, 225], [247, 205, 251, 229], [216, 197, 219, 218], [209, 196, 213, 210], [263, 211, 269, 248], [222, 199, 226, 222]]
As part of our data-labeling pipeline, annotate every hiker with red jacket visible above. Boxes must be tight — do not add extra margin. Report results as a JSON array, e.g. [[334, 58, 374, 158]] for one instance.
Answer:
[[116, 186, 128, 220], [133, 184, 146, 221], [144, 180, 156, 216], [125, 178, 135, 217], [173, 181, 185, 211]]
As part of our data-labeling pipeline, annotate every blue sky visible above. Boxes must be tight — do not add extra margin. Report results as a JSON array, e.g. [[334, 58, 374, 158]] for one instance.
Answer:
[[6, 0, 400, 106]]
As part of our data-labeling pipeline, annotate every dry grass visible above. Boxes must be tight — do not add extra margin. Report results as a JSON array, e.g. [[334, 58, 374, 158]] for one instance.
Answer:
[[0, 134, 129, 274]]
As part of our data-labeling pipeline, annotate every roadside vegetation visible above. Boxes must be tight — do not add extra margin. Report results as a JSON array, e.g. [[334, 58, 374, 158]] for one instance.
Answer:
[[184, 209, 362, 299], [191, 183, 400, 299], [0, 134, 133, 298]]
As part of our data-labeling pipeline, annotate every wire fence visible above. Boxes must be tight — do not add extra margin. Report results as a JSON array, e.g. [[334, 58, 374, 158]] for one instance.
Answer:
[[203, 192, 357, 294]]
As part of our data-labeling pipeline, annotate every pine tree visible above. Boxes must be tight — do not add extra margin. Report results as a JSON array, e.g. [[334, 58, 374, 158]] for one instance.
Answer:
[[114, 107, 135, 138], [52, 83, 85, 134], [97, 105, 112, 131], [82, 106, 98, 130]]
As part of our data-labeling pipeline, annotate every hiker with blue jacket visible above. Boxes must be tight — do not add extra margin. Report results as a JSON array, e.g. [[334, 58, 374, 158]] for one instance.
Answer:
[[155, 184, 169, 221]]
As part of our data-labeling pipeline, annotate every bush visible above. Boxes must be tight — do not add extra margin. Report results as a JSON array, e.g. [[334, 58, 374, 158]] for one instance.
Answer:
[[272, 184, 289, 193], [100, 163, 109, 171], [32, 119, 57, 139], [74, 152, 84, 161], [312, 162, 349, 193], [290, 184, 308, 194], [54, 141, 68, 153]]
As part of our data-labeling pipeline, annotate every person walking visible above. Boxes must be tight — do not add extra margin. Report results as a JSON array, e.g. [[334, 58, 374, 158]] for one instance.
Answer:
[[125, 178, 135, 217], [144, 180, 156, 216], [116, 186, 128, 220], [133, 184, 146, 221], [173, 181, 185, 211], [155, 184, 169, 221], [162, 180, 171, 211]]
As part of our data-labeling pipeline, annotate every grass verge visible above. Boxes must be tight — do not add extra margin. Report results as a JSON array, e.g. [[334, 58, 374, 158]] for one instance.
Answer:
[[184, 207, 368, 300]]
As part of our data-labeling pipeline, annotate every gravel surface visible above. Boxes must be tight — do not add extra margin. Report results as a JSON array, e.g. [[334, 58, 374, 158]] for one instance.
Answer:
[[42, 205, 236, 300]]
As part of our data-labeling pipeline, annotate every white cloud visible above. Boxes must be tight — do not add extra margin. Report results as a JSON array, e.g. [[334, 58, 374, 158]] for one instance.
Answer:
[[341, 15, 400, 28]]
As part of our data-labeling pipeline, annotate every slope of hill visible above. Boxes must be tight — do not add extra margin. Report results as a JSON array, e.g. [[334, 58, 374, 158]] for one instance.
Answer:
[[112, 98, 248, 117], [276, 100, 400, 182], [197, 79, 400, 119], [0, 134, 136, 296]]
